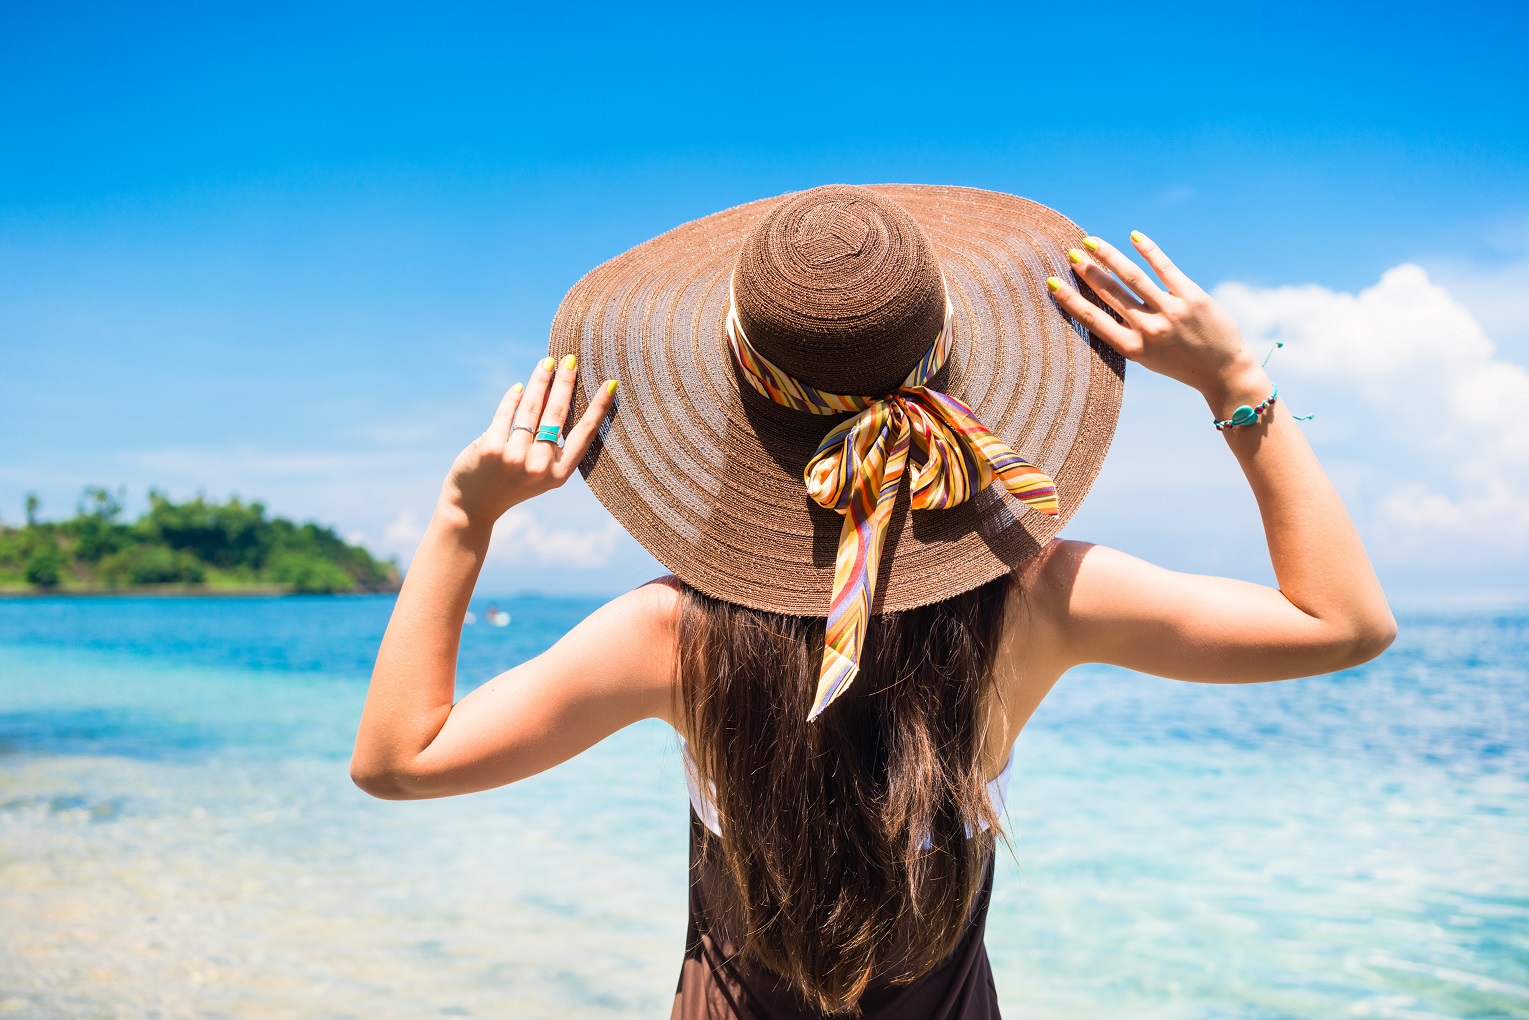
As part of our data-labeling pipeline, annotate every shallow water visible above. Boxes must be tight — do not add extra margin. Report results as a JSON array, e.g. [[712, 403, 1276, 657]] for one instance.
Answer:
[[1, 596, 1525, 1018]]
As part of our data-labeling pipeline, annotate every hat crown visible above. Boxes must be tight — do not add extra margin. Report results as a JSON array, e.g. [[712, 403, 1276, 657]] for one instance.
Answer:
[[733, 185, 947, 396]]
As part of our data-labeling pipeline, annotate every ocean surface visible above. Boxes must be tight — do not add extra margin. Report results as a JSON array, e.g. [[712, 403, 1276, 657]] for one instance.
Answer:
[[0, 596, 1525, 1019]]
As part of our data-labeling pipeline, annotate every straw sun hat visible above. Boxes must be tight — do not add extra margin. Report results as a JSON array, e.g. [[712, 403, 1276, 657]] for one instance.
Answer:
[[549, 184, 1123, 666]]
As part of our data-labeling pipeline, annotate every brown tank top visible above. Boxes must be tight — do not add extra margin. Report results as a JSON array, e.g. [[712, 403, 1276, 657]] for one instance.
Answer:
[[670, 811, 1003, 1020]]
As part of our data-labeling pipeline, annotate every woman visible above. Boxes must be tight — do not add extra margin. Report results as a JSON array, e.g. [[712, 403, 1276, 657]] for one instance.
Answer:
[[351, 185, 1394, 1018]]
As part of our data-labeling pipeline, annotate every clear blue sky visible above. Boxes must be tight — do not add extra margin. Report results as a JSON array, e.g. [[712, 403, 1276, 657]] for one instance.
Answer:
[[4, 1, 1527, 597]]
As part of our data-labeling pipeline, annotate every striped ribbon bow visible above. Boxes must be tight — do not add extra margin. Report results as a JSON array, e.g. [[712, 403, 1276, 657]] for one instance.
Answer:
[[725, 278, 1060, 721]]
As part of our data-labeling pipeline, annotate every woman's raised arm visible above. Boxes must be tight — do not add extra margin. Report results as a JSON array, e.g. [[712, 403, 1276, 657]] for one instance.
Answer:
[[1033, 233, 1395, 683], [350, 357, 677, 801]]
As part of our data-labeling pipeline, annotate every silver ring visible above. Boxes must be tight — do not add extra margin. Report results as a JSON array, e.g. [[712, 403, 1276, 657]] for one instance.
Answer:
[[510, 424, 536, 433]]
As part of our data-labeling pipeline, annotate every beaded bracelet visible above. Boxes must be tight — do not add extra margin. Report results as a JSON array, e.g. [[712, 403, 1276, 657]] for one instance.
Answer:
[[1214, 385, 1279, 431]]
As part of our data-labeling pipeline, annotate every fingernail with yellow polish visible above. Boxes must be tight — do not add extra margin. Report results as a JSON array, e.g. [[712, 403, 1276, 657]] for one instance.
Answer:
[[1046, 276, 1062, 292], [561, 353, 578, 371], [605, 379, 619, 396], [539, 357, 555, 371], [511, 382, 523, 393], [1067, 248, 1084, 265], [1083, 236, 1100, 252], [1130, 230, 1146, 243]]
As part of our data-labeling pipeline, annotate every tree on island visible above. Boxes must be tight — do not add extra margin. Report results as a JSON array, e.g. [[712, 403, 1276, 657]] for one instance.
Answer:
[[0, 488, 400, 594]]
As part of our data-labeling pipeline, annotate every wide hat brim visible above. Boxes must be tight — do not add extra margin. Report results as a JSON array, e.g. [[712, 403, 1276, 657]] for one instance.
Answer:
[[549, 184, 1124, 616]]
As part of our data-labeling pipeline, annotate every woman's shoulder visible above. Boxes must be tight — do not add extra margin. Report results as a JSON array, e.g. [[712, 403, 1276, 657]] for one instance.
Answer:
[[592, 575, 685, 642], [635, 574, 686, 622], [1015, 538, 1163, 612], [1012, 539, 1095, 618], [1002, 539, 1122, 673]]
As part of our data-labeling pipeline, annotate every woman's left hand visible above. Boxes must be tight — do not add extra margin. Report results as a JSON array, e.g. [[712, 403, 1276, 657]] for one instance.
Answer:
[[439, 354, 618, 529], [1046, 233, 1266, 416]]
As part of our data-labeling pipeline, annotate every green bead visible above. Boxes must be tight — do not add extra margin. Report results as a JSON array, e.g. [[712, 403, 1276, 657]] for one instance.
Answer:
[[1229, 405, 1258, 426]]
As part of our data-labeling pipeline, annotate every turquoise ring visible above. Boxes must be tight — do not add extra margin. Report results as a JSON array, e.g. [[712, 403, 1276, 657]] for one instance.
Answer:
[[534, 424, 562, 444]]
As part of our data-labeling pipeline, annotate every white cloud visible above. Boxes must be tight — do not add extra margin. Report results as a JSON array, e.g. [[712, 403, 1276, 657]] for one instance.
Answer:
[[1428, 245, 1529, 356], [1214, 264, 1529, 562], [1374, 480, 1529, 559], [383, 510, 426, 556], [488, 506, 625, 570], [1154, 185, 1195, 207]]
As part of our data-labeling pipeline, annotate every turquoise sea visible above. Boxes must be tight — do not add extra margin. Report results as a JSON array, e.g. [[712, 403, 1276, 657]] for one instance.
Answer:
[[0, 596, 1525, 1019]]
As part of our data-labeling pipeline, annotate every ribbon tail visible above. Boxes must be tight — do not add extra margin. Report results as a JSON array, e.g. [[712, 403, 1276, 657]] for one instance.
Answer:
[[911, 389, 1060, 517], [805, 413, 910, 722], [806, 647, 859, 722], [991, 450, 1059, 516]]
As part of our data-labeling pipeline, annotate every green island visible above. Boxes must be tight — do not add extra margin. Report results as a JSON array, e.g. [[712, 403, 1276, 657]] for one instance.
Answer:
[[0, 488, 401, 595]]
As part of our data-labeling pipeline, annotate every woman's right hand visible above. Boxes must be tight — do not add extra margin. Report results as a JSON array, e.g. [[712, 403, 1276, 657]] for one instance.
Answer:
[[439, 355, 618, 531], [1046, 232, 1271, 418]]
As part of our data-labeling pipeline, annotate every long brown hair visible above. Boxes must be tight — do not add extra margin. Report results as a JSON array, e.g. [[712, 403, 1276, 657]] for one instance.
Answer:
[[676, 572, 1015, 1014]]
